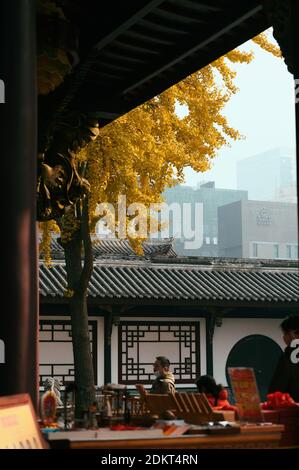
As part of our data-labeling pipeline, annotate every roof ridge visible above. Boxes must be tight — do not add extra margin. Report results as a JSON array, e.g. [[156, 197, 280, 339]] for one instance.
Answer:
[[39, 234, 177, 259], [39, 260, 299, 303]]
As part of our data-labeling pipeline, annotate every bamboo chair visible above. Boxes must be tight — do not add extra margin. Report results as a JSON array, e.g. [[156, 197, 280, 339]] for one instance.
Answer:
[[169, 392, 235, 424]]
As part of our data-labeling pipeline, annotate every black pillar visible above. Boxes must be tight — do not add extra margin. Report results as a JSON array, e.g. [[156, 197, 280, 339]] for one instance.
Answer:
[[0, 1, 38, 408], [263, 0, 299, 253], [293, 1, 299, 226], [205, 315, 214, 377], [104, 313, 112, 384]]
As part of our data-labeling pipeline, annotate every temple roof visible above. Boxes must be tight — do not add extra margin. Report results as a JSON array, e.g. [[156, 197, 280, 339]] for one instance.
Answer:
[[39, 237, 299, 304], [40, 236, 177, 260]]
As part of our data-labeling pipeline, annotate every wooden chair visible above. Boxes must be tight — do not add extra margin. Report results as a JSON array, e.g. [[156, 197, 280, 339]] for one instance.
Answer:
[[168, 392, 235, 424], [133, 384, 177, 417], [135, 384, 147, 398], [143, 393, 176, 416], [128, 384, 150, 416]]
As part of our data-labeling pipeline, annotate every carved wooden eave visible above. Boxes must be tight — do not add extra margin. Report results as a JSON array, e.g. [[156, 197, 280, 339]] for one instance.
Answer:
[[263, 0, 295, 75]]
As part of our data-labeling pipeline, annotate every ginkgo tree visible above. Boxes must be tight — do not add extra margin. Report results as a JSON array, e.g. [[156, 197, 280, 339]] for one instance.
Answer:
[[40, 32, 281, 419]]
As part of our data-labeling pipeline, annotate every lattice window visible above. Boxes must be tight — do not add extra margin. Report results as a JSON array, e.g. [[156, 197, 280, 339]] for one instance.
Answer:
[[39, 320, 97, 386], [118, 322, 200, 384]]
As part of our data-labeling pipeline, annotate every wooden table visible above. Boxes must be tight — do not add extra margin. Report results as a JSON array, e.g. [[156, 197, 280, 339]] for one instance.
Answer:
[[47, 424, 284, 449], [262, 409, 299, 446]]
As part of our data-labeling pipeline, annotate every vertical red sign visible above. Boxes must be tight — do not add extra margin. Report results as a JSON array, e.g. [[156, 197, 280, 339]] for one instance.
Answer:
[[228, 368, 264, 423]]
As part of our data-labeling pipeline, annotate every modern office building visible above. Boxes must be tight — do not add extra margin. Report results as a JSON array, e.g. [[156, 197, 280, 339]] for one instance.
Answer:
[[218, 200, 298, 259], [162, 182, 248, 256]]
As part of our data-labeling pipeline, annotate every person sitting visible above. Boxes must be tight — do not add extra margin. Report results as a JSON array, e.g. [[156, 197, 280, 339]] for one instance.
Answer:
[[268, 314, 299, 402], [151, 356, 176, 394], [195, 374, 236, 411]]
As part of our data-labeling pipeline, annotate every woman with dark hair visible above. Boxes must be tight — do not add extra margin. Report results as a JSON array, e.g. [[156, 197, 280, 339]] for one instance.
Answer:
[[268, 315, 299, 401], [195, 375, 236, 411]]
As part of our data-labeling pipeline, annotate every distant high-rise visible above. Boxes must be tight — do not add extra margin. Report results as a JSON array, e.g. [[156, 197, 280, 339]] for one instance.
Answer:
[[162, 182, 248, 256], [237, 148, 295, 201]]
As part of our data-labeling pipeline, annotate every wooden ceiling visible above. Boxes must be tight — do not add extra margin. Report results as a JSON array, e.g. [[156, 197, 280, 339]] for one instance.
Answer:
[[40, 0, 269, 126]]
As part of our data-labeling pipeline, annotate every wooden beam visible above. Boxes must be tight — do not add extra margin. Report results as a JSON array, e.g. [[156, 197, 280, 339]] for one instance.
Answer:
[[94, 0, 167, 51], [122, 5, 264, 95]]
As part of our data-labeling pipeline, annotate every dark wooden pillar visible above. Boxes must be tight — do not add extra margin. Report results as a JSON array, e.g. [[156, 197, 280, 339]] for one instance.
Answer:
[[0, 1, 38, 408], [104, 312, 112, 384], [103, 307, 121, 384], [264, 0, 299, 232], [205, 314, 214, 377]]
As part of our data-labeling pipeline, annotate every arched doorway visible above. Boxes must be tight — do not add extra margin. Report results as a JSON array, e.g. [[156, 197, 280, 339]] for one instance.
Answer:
[[225, 335, 282, 402]]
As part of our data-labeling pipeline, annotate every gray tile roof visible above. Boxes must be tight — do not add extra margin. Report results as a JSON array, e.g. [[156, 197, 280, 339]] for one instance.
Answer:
[[92, 238, 177, 259], [39, 236, 177, 260], [39, 257, 299, 303]]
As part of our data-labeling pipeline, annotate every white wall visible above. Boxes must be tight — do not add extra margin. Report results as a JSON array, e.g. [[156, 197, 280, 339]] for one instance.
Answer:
[[213, 317, 283, 386], [39, 316, 104, 386], [111, 316, 206, 389], [39, 315, 286, 390]]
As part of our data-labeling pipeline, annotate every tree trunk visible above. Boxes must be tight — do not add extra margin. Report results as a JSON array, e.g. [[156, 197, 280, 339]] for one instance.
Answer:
[[69, 290, 95, 418], [63, 200, 95, 420]]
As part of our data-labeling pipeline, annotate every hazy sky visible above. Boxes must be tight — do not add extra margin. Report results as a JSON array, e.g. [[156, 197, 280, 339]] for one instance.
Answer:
[[183, 29, 296, 189]]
